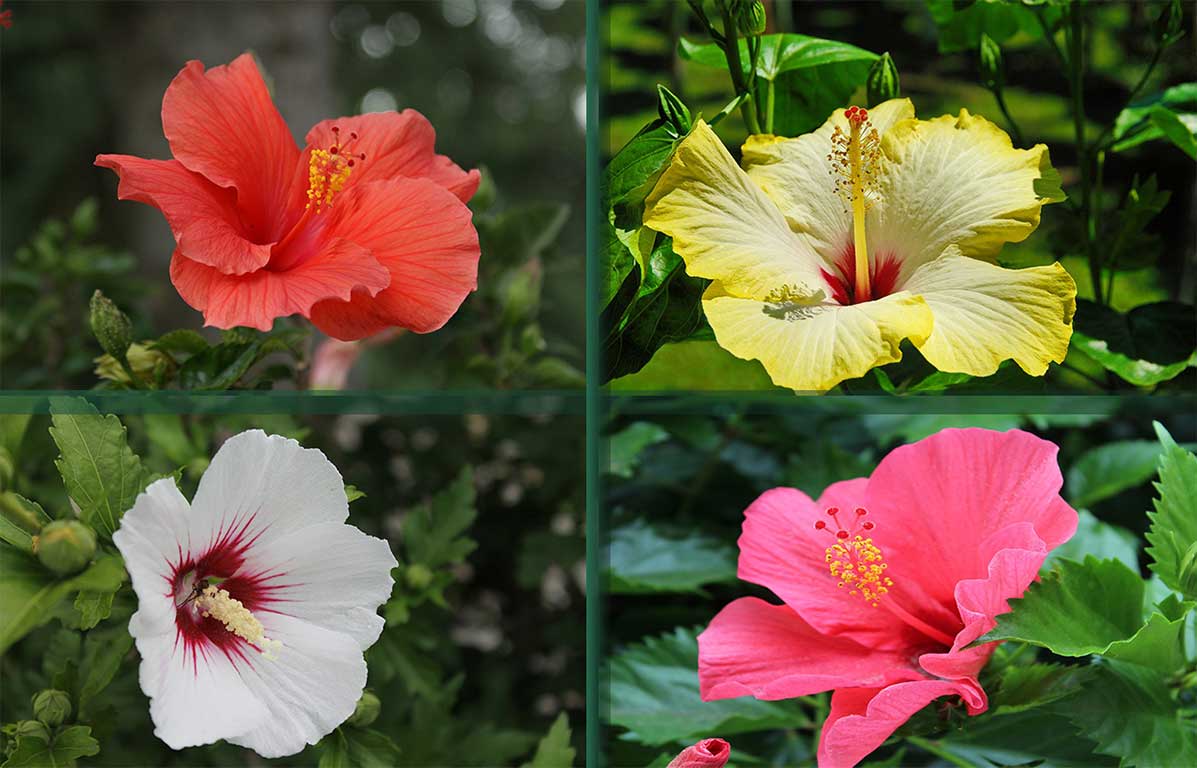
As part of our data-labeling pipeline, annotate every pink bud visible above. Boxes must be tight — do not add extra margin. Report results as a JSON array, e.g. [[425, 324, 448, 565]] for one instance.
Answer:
[[666, 738, 730, 768]]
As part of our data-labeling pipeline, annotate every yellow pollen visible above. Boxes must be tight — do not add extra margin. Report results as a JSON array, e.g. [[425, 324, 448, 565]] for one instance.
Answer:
[[828, 109, 882, 302], [825, 535, 894, 607], [306, 149, 352, 213], [196, 585, 281, 659]]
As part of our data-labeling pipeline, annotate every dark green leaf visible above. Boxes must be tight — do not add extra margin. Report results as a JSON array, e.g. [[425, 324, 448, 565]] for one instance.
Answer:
[[990, 663, 1094, 715], [519, 713, 575, 768], [1071, 300, 1197, 386], [1067, 440, 1192, 508], [607, 422, 669, 479], [926, 0, 1055, 53], [2, 725, 100, 767], [149, 328, 210, 356], [1145, 424, 1197, 598], [1148, 106, 1197, 160], [609, 340, 776, 392], [0, 551, 125, 653], [606, 518, 738, 594], [936, 711, 1109, 768], [1111, 83, 1197, 154]]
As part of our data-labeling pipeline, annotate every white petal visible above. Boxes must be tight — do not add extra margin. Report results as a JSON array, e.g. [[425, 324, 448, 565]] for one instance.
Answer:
[[226, 615, 367, 758], [188, 430, 350, 554], [244, 522, 397, 649], [114, 478, 193, 632], [133, 630, 269, 750]]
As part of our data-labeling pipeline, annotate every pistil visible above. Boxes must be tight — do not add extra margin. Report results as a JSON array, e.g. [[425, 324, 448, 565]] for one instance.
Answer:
[[829, 106, 881, 303]]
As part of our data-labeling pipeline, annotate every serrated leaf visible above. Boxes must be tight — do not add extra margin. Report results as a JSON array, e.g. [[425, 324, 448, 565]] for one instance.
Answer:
[[72, 590, 114, 630], [1145, 424, 1197, 598], [604, 627, 811, 746], [520, 713, 575, 768], [78, 621, 134, 714], [402, 467, 477, 570], [0, 551, 126, 653], [990, 663, 1094, 715], [937, 711, 1110, 768], [1067, 440, 1192, 508], [49, 398, 152, 539], [2, 725, 100, 767], [606, 518, 737, 594], [607, 422, 669, 479]]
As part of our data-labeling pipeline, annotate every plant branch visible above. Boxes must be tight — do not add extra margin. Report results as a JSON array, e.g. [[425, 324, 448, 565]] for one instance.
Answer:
[[1067, 1, 1103, 304], [716, 1, 763, 134]]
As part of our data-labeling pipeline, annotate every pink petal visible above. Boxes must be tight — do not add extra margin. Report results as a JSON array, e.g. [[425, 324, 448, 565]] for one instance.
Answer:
[[308, 178, 479, 340], [667, 738, 731, 768], [170, 238, 389, 331], [819, 679, 985, 768], [736, 486, 915, 650], [699, 597, 921, 702], [94, 155, 273, 275], [305, 110, 480, 202], [162, 54, 301, 241]]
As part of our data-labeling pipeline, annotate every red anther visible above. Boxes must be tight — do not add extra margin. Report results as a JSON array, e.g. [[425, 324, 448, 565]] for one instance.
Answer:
[[826, 507, 839, 516], [814, 520, 827, 530], [836, 530, 849, 540], [846, 106, 868, 126], [330, 146, 339, 155], [347, 160, 355, 167], [855, 507, 867, 516], [332, 126, 340, 133], [862, 521, 875, 530], [359, 153, 366, 160], [350, 132, 358, 140]]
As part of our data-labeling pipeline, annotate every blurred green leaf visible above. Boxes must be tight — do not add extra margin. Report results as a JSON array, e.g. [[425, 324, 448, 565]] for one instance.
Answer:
[[1071, 300, 1197, 387], [610, 340, 776, 392], [926, 0, 1055, 54], [604, 627, 811, 746], [1067, 439, 1194, 508], [520, 713, 575, 768], [990, 663, 1094, 715], [608, 422, 670, 479], [2, 724, 100, 767], [936, 711, 1108, 768], [400, 467, 477, 607], [1111, 83, 1197, 155], [1046, 510, 1140, 573], [1101, 175, 1171, 272], [0, 551, 125, 654], [606, 518, 738, 594], [77, 621, 134, 715], [1145, 424, 1197, 599], [318, 728, 402, 768]]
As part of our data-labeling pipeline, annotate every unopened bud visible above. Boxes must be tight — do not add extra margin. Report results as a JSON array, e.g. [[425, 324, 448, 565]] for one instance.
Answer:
[[34, 520, 96, 575], [979, 34, 1004, 91], [32, 690, 72, 727], [347, 691, 381, 727], [1178, 540, 1197, 598], [13, 720, 52, 743], [866, 53, 901, 107], [404, 563, 434, 591], [731, 1, 766, 36], [94, 343, 171, 386], [89, 291, 133, 363]]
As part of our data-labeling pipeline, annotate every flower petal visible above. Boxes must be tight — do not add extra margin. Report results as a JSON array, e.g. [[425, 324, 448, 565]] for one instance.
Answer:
[[699, 597, 920, 702], [170, 237, 389, 332], [226, 615, 367, 758], [308, 178, 480, 340], [305, 110, 480, 202], [904, 251, 1077, 377], [243, 521, 396, 650], [734, 488, 916, 650], [644, 120, 829, 300], [742, 99, 915, 256], [95, 155, 274, 275], [161, 54, 300, 240], [864, 428, 1077, 615], [702, 282, 934, 391], [873, 109, 1057, 279], [819, 679, 985, 768]]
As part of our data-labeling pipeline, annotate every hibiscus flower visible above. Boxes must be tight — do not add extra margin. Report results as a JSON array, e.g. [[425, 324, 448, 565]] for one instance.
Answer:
[[112, 430, 397, 757], [697, 428, 1078, 767], [97, 54, 480, 339], [643, 100, 1076, 391]]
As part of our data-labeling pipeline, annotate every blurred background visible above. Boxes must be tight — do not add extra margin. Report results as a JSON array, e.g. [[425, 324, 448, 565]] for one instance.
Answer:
[[1, 409, 585, 765], [1, 0, 586, 389], [604, 0, 1196, 324]]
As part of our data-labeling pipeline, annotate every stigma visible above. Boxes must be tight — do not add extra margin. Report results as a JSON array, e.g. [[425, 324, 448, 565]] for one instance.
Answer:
[[196, 585, 282, 659], [306, 126, 366, 213], [814, 506, 893, 607], [828, 106, 881, 303]]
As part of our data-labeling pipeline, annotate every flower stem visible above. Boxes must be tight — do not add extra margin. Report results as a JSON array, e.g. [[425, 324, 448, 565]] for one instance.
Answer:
[[717, 1, 763, 135], [1066, 1, 1103, 305], [992, 86, 1025, 147]]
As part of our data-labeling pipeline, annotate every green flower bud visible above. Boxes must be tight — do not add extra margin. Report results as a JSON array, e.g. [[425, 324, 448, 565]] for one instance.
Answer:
[[731, 0, 766, 36], [94, 342, 172, 386], [1178, 540, 1197, 598], [89, 290, 133, 363], [469, 166, 496, 213], [405, 563, 434, 591], [1154, 0, 1183, 42], [32, 690, 72, 727], [979, 34, 1004, 91], [866, 52, 901, 107], [13, 720, 52, 743], [347, 691, 381, 728], [500, 263, 542, 326], [34, 521, 96, 575]]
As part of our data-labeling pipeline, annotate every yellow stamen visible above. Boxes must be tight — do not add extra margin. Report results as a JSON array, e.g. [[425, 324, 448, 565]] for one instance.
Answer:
[[196, 585, 281, 659], [829, 107, 881, 302], [306, 149, 352, 213], [825, 535, 893, 607]]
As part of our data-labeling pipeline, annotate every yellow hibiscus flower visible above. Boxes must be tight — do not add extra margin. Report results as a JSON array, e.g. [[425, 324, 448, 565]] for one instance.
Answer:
[[642, 98, 1077, 392]]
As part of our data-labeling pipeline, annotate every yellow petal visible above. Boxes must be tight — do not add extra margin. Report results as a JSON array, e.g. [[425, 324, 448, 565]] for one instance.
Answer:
[[643, 120, 826, 300], [872, 109, 1058, 277], [742, 98, 915, 255], [904, 250, 1077, 377], [702, 281, 934, 392]]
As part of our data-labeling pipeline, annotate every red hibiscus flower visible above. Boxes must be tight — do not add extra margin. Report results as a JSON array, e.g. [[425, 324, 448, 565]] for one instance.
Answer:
[[697, 428, 1078, 768], [96, 54, 480, 338]]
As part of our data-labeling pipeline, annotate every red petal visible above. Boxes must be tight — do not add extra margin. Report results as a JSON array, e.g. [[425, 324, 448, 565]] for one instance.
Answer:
[[95, 154, 272, 275], [308, 178, 479, 341], [162, 54, 300, 242], [170, 241, 389, 332], [305, 110, 480, 202]]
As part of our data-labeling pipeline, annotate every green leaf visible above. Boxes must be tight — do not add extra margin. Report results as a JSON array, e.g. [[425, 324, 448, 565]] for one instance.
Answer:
[[607, 422, 669, 479], [1101, 175, 1171, 272], [604, 84, 692, 231], [149, 328, 210, 356], [936, 711, 1110, 768], [1067, 440, 1191, 508], [399, 467, 476, 607], [1111, 83, 1197, 155], [606, 518, 738, 594], [604, 627, 811, 746], [1145, 424, 1197, 598], [602, 219, 637, 309], [1071, 300, 1197, 387], [72, 590, 114, 630], [2, 725, 100, 767], [990, 663, 1094, 715], [1068, 660, 1197, 768], [520, 713, 575, 768], [0, 551, 125, 653], [318, 728, 402, 768], [49, 399, 153, 539], [679, 34, 877, 136], [77, 622, 134, 714], [476, 203, 570, 269], [1147, 106, 1197, 160], [344, 485, 366, 504], [610, 340, 777, 392], [1045, 510, 1140, 573], [926, 0, 1056, 53]]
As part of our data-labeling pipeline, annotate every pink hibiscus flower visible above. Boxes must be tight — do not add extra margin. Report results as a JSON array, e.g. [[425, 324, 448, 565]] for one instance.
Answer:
[[96, 53, 480, 339], [667, 738, 731, 768], [698, 428, 1078, 768]]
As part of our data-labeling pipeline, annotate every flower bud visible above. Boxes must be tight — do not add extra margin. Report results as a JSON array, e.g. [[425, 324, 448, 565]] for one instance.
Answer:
[[1154, 0, 1182, 42], [34, 520, 96, 575], [1178, 540, 1197, 598], [866, 52, 900, 107], [979, 34, 1004, 91], [13, 720, 52, 743], [404, 563, 434, 591], [730, 1, 766, 36], [347, 691, 381, 728], [89, 290, 133, 363], [668, 738, 731, 768], [32, 690, 72, 727], [94, 343, 172, 387]]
